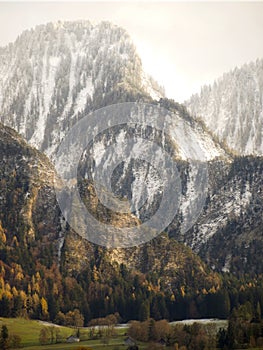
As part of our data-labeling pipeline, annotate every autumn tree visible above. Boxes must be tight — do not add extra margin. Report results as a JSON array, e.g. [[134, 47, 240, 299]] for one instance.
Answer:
[[65, 309, 84, 327], [39, 327, 50, 345], [40, 297, 49, 320]]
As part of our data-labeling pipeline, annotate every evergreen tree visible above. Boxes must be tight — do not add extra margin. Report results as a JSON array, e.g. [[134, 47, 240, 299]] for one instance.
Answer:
[[255, 301, 261, 322], [0, 325, 9, 350], [139, 301, 150, 321], [12, 295, 23, 317], [0, 296, 11, 318]]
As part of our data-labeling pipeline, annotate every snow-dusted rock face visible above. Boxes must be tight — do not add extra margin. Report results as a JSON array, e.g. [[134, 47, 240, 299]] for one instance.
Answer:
[[181, 157, 263, 275], [70, 101, 229, 248], [186, 59, 263, 156], [0, 20, 164, 155]]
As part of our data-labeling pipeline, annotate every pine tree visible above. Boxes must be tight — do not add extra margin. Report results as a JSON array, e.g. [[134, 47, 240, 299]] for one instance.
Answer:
[[255, 301, 261, 322], [0, 325, 9, 350], [139, 301, 150, 321]]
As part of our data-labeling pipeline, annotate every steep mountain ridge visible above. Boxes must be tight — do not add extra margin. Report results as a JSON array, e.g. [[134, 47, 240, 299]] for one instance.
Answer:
[[0, 20, 164, 156], [64, 100, 229, 249], [186, 59, 263, 155]]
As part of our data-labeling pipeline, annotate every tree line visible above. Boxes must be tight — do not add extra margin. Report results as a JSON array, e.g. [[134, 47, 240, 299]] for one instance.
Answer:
[[1, 255, 263, 326]]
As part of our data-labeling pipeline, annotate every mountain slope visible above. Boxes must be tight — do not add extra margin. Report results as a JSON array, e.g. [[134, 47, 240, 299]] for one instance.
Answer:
[[178, 156, 263, 276], [186, 59, 263, 156], [0, 121, 222, 322], [0, 21, 261, 276], [0, 20, 164, 156], [196, 157, 263, 276], [0, 122, 59, 247]]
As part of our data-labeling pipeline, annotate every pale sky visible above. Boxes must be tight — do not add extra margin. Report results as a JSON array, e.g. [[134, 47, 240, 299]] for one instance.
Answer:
[[0, 2, 263, 102]]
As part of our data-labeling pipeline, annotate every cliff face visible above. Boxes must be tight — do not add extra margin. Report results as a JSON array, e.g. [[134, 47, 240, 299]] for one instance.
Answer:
[[178, 157, 263, 276]]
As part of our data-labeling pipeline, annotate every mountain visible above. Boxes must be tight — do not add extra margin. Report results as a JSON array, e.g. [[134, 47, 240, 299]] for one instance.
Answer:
[[0, 20, 164, 156], [184, 59, 263, 275], [0, 121, 223, 322], [0, 20, 232, 250], [1, 20, 263, 324], [59, 99, 229, 250], [0, 20, 262, 274], [186, 59, 263, 156]]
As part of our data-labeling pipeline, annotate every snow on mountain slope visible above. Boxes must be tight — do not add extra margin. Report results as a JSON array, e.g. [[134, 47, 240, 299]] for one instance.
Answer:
[[67, 101, 230, 249], [179, 156, 263, 275], [186, 59, 263, 156], [0, 20, 164, 155], [0, 20, 229, 166], [0, 21, 262, 275], [0, 20, 244, 256]]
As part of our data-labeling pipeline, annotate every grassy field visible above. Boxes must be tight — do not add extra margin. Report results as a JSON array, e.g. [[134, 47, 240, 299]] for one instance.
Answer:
[[2, 317, 263, 350], [0, 317, 75, 347], [0, 317, 132, 349]]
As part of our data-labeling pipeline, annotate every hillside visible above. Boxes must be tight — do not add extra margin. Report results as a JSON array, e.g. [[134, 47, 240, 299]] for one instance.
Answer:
[[178, 156, 263, 276], [0, 122, 223, 323], [186, 59, 263, 156]]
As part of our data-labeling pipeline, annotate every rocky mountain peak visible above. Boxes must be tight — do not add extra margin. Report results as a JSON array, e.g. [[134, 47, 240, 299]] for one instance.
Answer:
[[0, 20, 164, 155]]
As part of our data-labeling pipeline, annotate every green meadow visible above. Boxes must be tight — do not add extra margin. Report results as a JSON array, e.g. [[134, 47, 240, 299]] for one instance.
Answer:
[[2, 317, 262, 350], [0, 317, 133, 349]]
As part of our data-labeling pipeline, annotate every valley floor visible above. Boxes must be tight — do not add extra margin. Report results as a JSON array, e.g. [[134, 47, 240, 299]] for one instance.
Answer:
[[1, 317, 263, 350]]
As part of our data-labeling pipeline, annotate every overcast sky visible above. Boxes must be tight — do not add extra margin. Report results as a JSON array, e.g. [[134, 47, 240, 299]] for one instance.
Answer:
[[0, 2, 263, 102]]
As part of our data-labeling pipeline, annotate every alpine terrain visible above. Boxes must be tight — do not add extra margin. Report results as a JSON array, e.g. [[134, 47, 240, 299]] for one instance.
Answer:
[[186, 59, 263, 155], [0, 21, 164, 156], [0, 20, 263, 330]]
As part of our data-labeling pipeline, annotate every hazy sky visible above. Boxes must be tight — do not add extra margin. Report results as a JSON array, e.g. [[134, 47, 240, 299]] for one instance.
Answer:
[[0, 2, 263, 102]]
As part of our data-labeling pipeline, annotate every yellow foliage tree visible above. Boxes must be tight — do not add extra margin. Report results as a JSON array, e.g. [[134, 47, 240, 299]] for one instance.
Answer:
[[20, 291, 27, 308], [40, 297, 49, 319], [0, 221, 6, 242], [12, 286, 18, 297]]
